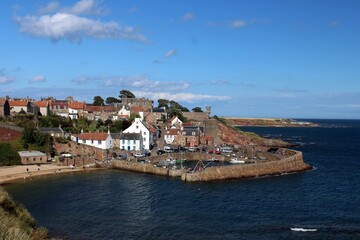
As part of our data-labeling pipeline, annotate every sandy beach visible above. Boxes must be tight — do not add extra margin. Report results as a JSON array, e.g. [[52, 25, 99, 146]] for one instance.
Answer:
[[0, 164, 101, 185]]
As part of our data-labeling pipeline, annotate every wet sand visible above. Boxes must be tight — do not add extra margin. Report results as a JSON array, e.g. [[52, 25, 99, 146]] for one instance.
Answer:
[[0, 164, 101, 185]]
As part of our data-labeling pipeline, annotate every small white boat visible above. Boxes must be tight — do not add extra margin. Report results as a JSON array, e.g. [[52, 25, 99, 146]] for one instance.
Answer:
[[290, 227, 318, 232], [229, 158, 245, 164]]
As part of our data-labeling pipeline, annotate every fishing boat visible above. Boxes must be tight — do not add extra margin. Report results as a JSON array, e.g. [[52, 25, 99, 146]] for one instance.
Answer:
[[229, 158, 245, 164], [176, 159, 186, 164]]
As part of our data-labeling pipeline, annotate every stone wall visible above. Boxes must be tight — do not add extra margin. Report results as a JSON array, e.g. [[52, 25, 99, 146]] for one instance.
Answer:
[[111, 160, 183, 177], [182, 112, 210, 121], [181, 149, 311, 182], [54, 142, 107, 166]]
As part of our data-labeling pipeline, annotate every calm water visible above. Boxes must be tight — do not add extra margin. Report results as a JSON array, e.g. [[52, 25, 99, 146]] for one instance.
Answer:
[[5, 119, 360, 240]]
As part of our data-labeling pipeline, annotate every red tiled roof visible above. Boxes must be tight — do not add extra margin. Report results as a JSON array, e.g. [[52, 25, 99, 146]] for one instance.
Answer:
[[167, 129, 179, 135], [149, 126, 156, 133], [34, 101, 49, 108], [9, 100, 28, 107], [130, 106, 148, 113], [69, 102, 85, 109], [78, 132, 109, 141], [85, 105, 117, 112], [0, 99, 7, 106], [50, 101, 68, 108]]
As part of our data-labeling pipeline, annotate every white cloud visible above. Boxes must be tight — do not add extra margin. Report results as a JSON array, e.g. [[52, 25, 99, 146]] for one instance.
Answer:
[[38, 2, 60, 14], [134, 91, 231, 103], [229, 20, 247, 28], [0, 76, 15, 84], [164, 49, 177, 58], [72, 75, 190, 92], [210, 80, 230, 85], [15, 13, 148, 43], [30, 75, 46, 83], [182, 12, 194, 21], [39, 0, 103, 15]]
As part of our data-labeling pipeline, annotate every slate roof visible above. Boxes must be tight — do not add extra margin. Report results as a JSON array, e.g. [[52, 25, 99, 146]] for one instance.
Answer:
[[38, 127, 64, 134], [18, 151, 46, 157], [120, 133, 141, 140]]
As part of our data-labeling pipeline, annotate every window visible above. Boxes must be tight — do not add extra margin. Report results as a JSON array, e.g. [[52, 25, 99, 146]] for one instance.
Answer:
[[133, 140, 136, 144], [122, 140, 125, 144], [98, 140, 102, 145], [122, 146, 125, 150], [91, 140, 94, 144], [144, 137, 146, 142], [128, 140, 130, 144], [82, 140, 86, 143], [192, 132, 196, 136], [133, 146, 136, 150], [136, 125, 139, 129]]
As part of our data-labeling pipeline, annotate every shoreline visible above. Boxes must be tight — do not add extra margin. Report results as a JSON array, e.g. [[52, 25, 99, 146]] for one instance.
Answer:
[[0, 164, 104, 185]]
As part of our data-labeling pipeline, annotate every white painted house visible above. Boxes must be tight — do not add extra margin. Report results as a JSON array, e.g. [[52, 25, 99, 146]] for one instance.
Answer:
[[164, 128, 180, 144], [123, 118, 152, 150], [119, 133, 142, 151], [114, 105, 131, 120], [72, 132, 113, 149], [169, 116, 183, 127]]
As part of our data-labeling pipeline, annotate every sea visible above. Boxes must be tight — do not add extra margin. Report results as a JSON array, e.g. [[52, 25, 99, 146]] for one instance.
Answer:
[[4, 119, 360, 240]]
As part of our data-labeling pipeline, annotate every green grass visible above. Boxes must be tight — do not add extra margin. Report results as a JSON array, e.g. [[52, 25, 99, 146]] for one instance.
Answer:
[[0, 187, 48, 240]]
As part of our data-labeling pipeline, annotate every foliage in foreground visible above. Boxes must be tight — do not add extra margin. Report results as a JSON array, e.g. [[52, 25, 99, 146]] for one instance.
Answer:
[[0, 187, 48, 240]]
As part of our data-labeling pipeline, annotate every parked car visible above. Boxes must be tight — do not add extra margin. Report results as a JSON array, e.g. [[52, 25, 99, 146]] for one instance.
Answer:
[[156, 150, 166, 155], [188, 147, 196, 152], [134, 152, 145, 158], [208, 149, 214, 154]]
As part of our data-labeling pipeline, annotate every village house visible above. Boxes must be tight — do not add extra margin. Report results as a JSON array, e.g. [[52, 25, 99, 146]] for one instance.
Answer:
[[18, 151, 48, 165], [119, 133, 143, 151], [71, 132, 113, 150], [164, 128, 180, 145], [84, 105, 117, 121], [168, 116, 183, 128], [123, 118, 152, 150], [34, 100, 50, 116], [9, 100, 39, 115], [178, 126, 204, 147], [69, 101, 85, 119], [0, 99, 10, 117], [113, 104, 131, 120], [38, 126, 65, 138], [49, 100, 69, 117]]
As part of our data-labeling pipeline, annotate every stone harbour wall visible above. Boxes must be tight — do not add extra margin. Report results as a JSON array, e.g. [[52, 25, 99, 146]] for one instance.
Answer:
[[112, 160, 183, 177], [54, 142, 107, 166], [181, 149, 312, 182]]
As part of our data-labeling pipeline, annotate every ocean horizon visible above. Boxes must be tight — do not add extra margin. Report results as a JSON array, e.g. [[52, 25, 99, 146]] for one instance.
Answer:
[[5, 119, 360, 240]]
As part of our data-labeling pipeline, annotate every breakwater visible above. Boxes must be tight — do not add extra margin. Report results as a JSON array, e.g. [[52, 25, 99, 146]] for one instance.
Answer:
[[110, 149, 311, 182], [181, 149, 311, 182]]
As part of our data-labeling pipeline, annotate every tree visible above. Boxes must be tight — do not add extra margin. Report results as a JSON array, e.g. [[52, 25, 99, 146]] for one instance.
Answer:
[[168, 107, 186, 122], [158, 99, 169, 109], [192, 107, 203, 112], [93, 96, 104, 106], [106, 97, 120, 104], [119, 90, 135, 100]]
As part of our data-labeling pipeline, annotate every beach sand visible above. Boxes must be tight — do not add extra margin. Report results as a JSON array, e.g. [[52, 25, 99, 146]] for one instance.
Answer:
[[0, 164, 101, 184]]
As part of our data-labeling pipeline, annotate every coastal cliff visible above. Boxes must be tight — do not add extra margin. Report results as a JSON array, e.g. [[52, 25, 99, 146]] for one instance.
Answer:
[[0, 187, 48, 240], [218, 122, 291, 148]]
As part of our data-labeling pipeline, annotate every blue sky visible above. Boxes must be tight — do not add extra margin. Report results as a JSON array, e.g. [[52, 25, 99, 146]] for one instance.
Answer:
[[1, 0, 360, 119]]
